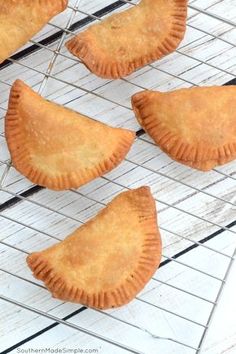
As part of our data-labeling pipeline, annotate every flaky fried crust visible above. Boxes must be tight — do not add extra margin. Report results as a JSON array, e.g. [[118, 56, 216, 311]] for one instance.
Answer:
[[66, 0, 187, 79], [0, 0, 68, 63], [5, 80, 135, 190], [27, 187, 162, 309], [132, 86, 236, 171]]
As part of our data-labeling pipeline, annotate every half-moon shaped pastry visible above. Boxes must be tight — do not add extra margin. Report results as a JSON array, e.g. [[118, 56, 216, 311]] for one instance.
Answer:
[[5, 80, 135, 190], [27, 187, 162, 309], [65, 0, 187, 79], [0, 0, 68, 64], [132, 86, 236, 171]]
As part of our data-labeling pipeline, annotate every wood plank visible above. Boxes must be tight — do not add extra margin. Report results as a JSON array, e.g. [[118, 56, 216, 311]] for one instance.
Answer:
[[0, 0, 236, 353]]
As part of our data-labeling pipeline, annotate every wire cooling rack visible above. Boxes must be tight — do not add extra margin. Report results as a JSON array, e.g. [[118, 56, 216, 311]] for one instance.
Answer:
[[0, 1, 236, 353]]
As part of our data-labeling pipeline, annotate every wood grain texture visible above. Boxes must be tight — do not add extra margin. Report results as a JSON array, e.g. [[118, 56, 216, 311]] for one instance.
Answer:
[[0, 0, 236, 353]]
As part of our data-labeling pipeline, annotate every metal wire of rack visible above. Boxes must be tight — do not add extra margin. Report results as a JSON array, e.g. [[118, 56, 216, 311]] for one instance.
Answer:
[[0, 1, 236, 353]]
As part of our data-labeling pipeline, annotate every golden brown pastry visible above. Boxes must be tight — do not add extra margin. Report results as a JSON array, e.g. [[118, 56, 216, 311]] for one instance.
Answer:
[[27, 187, 162, 309], [66, 0, 187, 79], [132, 86, 236, 171], [5, 80, 135, 190], [0, 0, 68, 63]]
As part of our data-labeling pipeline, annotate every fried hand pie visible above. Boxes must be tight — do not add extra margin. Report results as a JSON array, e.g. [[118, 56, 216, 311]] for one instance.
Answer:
[[66, 0, 187, 79], [27, 187, 162, 309], [132, 86, 236, 171], [5, 80, 135, 190], [0, 0, 68, 63]]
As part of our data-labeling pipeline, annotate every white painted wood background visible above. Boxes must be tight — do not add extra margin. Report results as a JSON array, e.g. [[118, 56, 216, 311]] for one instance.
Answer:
[[0, 0, 235, 353]]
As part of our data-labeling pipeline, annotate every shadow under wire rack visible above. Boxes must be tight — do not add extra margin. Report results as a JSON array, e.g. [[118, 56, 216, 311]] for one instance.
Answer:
[[0, 1, 236, 353]]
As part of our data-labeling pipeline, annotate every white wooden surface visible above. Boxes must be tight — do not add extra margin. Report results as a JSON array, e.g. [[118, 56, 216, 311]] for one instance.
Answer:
[[0, 0, 236, 353], [201, 257, 236, 354]]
